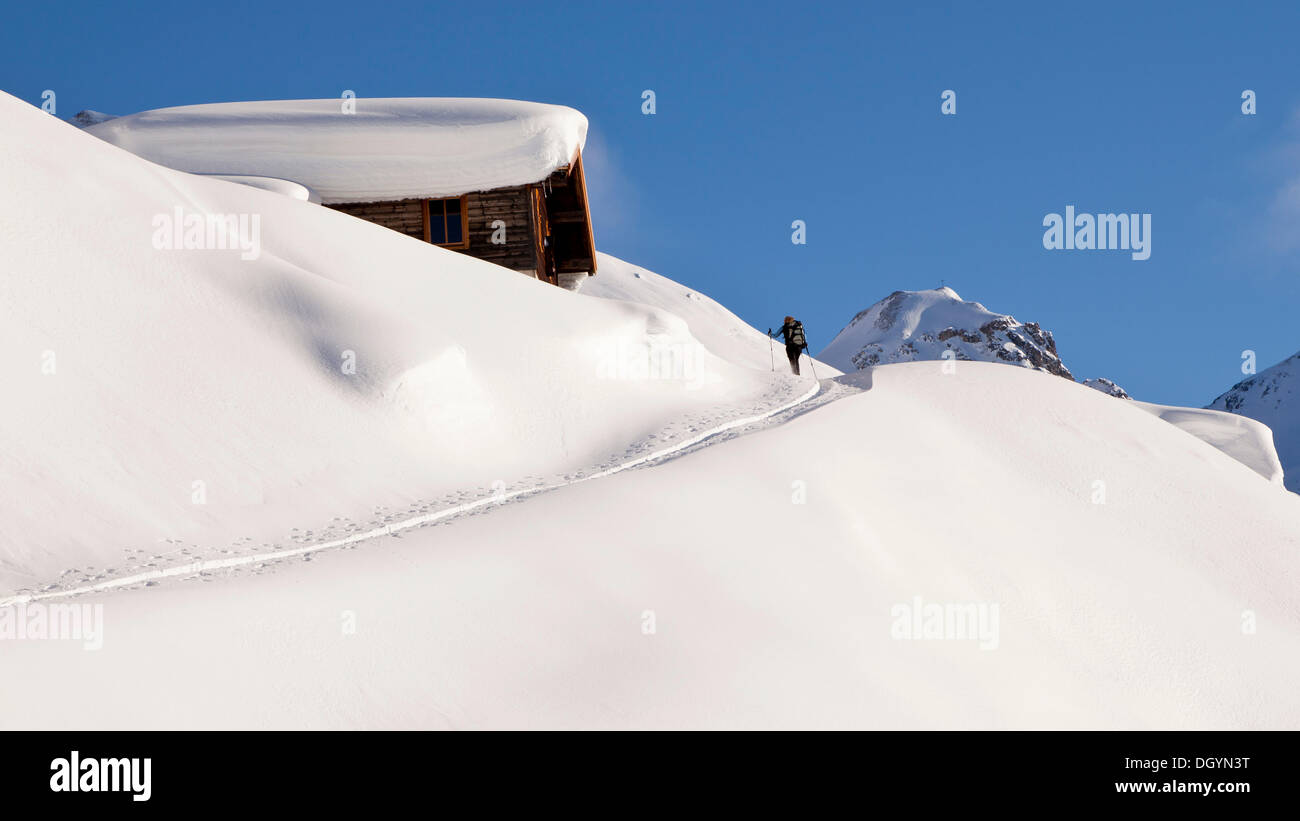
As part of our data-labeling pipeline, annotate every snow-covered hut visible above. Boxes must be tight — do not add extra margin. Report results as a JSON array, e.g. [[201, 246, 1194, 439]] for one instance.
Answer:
[[85, 98, 598, 286]]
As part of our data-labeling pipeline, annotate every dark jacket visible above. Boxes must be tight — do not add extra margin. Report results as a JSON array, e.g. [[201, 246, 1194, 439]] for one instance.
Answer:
[[773, 321, 807, 349]]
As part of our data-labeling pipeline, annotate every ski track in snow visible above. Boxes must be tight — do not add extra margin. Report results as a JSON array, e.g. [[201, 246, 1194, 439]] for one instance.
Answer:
[[0, 378, 837, 607]]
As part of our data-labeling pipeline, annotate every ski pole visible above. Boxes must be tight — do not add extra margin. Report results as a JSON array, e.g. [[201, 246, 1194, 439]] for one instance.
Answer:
[[766, 329, 775, 372], [803, 326, 818, 380]]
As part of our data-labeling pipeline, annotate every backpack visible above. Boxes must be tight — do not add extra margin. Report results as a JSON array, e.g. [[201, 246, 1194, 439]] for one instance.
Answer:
[[788, 321, 807, 348]]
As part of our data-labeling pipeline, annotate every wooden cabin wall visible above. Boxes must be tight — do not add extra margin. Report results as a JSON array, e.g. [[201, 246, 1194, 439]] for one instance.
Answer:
[[326, 199, 424, 240], [464, 186, 540, 276], [327, 188, 542, 278]]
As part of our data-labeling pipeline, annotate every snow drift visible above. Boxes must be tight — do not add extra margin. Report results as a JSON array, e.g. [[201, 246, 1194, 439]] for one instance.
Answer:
[[1209, 352, 1300, 493], [4, 87, 1299, 732], [1136, 403, 1285, 485], [0, 91, 804, 591], [4, 363, 1298, 729]]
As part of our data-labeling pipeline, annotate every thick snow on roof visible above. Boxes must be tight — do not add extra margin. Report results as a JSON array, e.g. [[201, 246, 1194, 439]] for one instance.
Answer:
[[84, 97, 588, 203]]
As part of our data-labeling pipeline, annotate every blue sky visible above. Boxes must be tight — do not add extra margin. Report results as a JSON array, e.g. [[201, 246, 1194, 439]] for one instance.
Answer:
[[5, 0, 1299, 405]]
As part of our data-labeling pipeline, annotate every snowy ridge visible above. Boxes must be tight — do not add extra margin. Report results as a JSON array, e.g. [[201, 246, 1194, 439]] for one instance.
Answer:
[[816, 287, 1290, 481], [1208, 352, 1300, 492], [1135, 402, 1284, 485], [818, 287, 1072, 379]]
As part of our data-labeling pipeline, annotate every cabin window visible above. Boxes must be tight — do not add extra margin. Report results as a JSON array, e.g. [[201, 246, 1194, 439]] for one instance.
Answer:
[[425, 197, 467, 247]]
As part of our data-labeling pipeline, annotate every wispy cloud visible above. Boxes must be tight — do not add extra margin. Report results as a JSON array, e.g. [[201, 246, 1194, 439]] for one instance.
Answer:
[[1260, 106, 1300, 256], [580, 127, 639, 247]]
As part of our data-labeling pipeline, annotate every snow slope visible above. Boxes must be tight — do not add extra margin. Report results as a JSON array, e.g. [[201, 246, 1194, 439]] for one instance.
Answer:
[[0, 91, 805, 592], [819, 287, 1073, 379], [1208, 352, 1300, 493], [5, 88, 1299, 731], [4, 363, 1298, 730], [580, 253, 840, 376], [84, 97, 588, 203]]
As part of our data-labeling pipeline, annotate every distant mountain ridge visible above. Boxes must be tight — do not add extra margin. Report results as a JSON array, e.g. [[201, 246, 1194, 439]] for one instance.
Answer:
[[818, 287, 1074, 379], [66, 110, 117, 127], [1083, 378, 1132, 399]]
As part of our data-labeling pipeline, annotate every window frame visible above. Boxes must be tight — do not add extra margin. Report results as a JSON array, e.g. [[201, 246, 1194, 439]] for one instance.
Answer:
[[423, 195, 470, 249]]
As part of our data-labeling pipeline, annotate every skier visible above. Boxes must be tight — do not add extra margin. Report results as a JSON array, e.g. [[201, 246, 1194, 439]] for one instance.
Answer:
[[769, 316, 808, 375]]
